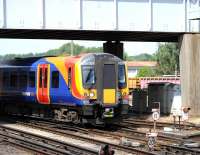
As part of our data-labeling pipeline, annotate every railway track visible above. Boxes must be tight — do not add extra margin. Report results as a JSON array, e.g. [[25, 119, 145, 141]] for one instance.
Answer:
[[0, 124, 98, 155], [120, 118, 200, 154], [123, 117, 198, 129], [17, 121, 157, 155], [0, 115, 159, 154], [120, 126, 200, 154], [2, 115, 200, 154], [17, 117, 200, 154]]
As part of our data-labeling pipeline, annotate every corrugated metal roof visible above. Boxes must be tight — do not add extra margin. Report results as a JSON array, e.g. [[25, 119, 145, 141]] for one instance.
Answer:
[[127, 61, 157, 67]]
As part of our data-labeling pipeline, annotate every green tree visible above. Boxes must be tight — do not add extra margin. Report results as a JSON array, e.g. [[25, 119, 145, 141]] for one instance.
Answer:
[[127, 53, 156, 61], [137, 67, 156, 77], [0, 42, 103, 62], [155, 43, 179, 75]]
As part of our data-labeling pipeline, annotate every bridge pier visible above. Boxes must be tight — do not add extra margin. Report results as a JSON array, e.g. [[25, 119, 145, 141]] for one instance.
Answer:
[[180, 34, 200, 116], [103, 41, 123, 59]]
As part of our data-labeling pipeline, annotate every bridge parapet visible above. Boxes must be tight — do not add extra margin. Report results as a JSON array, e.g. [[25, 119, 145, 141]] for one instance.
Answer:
[[129, 77, 180, 90]]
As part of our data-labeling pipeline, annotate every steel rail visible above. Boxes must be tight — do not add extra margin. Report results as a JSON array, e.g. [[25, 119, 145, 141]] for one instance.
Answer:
[[16, 116, 199, 155], [0, 125, 98, 155], [124, 118, 198, 129], [16, 121, 159, 155], [4, 115, 200, 154]]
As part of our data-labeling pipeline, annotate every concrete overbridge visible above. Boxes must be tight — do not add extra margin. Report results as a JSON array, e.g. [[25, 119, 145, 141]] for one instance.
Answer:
[[0, 28, 199, 116]]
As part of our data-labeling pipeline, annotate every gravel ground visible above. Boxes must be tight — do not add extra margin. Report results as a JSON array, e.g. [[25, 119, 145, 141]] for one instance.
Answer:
[[0, 139, 33, 155]]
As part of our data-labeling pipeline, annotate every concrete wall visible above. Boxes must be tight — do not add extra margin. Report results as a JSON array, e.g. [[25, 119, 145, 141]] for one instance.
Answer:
[[180, 34, 200, 116]]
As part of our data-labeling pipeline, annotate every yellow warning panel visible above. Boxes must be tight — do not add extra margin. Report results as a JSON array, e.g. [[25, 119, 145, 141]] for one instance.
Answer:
[[103, 89, 116, 104]]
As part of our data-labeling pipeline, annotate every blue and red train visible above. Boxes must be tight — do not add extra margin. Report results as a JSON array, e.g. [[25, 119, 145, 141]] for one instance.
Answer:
[[0, 53, 129, 125]]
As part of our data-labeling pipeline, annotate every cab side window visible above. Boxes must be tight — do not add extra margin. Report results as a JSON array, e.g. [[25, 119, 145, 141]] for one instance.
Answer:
[[52, 71, 59, 88]]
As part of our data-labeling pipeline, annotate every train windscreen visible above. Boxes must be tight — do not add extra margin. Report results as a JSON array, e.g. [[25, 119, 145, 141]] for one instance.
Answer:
[[118, 64, 126, 89], [82, 65, 95, 88]]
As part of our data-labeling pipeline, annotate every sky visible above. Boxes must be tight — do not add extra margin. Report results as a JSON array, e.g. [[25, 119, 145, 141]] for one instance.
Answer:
[[0, 39, 159, 56], [0, 0, 187, 56]]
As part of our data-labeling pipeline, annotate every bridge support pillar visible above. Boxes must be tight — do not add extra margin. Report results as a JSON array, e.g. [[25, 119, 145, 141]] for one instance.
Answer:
[[180, 34, 200, 116], [103, 41, 123, 59]]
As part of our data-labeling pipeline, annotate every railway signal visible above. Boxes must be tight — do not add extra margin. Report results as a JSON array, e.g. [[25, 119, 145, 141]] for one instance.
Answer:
[[152, 111, 159, 132], [171, 106, 191, 129], [152, 111, 160, 121], [146, 103, 160, 151], [152, 102, 160, 131], [182, 107, 191, 129]]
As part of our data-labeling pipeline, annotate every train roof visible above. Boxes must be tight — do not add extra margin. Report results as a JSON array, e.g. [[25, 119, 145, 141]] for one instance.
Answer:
[[80, 53, 123, 65], [0, 56, 55, 66], [0, 53, 123, 66]]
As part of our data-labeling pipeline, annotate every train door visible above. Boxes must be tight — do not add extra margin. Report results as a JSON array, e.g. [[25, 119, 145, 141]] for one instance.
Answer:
[[103, 63, 117, 105], [37, 64, 50, 104], [96, 57, 118, 106]]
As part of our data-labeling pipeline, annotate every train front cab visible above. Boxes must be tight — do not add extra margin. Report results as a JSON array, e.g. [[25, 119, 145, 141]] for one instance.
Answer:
[[34, 54, 129, 126], [81, 54, 129, 125]]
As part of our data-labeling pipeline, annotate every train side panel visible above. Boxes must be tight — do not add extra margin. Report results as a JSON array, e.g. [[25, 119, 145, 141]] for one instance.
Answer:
[[48, 63, 83, 106], [32, 58, 84, 106]]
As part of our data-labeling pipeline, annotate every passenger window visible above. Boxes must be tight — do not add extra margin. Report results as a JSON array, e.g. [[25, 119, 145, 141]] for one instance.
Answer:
[[39, 68, 42, 88], [29, 71, 35, 88], [19, 71, 27, 88], [68, 68, 72, 91], [10, 72, 18, 88], [3, 71, 9, 88], [52, 71, 59, 88], [44, 68, 48, 88]]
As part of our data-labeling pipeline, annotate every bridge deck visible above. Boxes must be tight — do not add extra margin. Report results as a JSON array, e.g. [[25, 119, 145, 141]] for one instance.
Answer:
[[0, 28, 188, 42]]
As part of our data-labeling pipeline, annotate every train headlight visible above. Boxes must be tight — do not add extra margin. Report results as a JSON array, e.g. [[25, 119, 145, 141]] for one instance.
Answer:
[[84, 92, 89, 97], [122, 92, 127, 97], [89, 92, 95, 98]]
